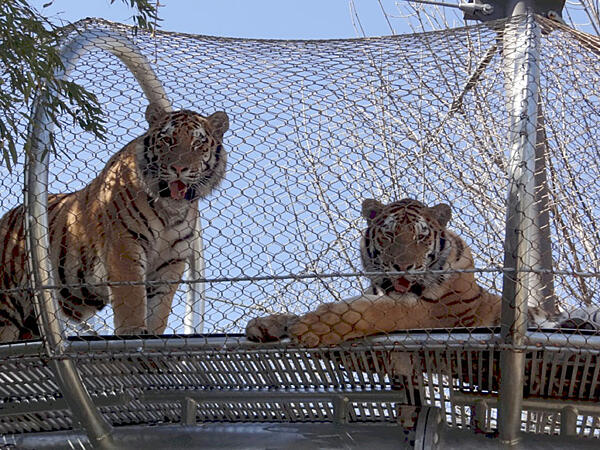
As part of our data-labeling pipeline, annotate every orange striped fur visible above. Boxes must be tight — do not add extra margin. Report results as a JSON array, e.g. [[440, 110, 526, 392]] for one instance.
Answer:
[[0, 104, 228, 341], [247, 198, 501, 346]]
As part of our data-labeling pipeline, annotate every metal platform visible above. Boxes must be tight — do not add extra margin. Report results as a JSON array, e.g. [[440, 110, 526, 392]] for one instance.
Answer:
[[1, 331, 599, 448]]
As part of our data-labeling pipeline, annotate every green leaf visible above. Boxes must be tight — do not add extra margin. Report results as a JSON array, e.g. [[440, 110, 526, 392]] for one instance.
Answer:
[[0, 0, 159, 172]]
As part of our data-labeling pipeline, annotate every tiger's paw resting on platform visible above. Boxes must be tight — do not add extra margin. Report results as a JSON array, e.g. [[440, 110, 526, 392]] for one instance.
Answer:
[[246, 298, 377, 347], [245, 313, 298, 343]]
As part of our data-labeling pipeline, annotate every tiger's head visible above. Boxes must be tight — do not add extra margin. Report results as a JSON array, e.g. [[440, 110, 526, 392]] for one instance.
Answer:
[[360, 198, 452, 296], [137, 103, 229, 203]]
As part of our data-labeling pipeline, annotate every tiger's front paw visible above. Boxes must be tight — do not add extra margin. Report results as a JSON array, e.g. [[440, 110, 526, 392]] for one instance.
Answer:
[[246, 314, 297, 343]]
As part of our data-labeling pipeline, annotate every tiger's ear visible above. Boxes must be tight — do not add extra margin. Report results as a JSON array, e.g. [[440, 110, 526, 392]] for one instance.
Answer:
[[362, 199, 384, 221], [207, 111, 230, 140], [430, 203, 452, 227], [145, 103, 169, 127]]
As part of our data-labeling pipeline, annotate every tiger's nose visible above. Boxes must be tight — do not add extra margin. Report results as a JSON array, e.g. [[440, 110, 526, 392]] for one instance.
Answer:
[[393, 263, 413, 272], [171, 165, 186, 175]]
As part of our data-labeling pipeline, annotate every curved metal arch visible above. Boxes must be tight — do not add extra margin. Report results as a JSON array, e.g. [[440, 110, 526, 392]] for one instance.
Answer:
[[24, 24, 204, 448]]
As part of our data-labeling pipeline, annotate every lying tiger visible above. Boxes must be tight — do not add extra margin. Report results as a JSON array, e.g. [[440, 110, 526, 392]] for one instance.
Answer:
[[0, 103, 229, 341], [246, 198, 505, 347]]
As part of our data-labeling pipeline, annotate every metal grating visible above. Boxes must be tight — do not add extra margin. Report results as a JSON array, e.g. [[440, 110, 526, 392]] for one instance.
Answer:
[[0, 333, 599, 438]]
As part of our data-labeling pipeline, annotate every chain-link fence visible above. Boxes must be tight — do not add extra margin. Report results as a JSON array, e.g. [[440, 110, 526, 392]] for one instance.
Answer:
[[1, 14, 600, 447]]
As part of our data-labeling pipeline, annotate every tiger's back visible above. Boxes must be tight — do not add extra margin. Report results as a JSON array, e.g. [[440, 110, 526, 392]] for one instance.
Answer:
[[0, 103, 229, 341]]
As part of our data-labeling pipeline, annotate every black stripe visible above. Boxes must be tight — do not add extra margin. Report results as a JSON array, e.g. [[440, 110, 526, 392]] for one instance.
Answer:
[[6, 213, 23, 286], [124, 226, 150, 246], [0, 307, 35, 337], [173, 232, 193, 246], [20, 314, 40, 339], [146, 193, 166, 227], [0, 288, 26, 322], [111, 200, 150, 246], [154, 258, 185, 274], [77, 269, 105, 310], [122, 188, 152, 236], [118, 191, 154, 240], [445, 295, 481, 306], [454, 238, 464, 262], [56, 225, 83, 318], [146, 286, 171, 298], [2, 209, 21, 271], [57, 225, 69, 286], [48, 196, 71, 243], [439, 236, 446, 253]]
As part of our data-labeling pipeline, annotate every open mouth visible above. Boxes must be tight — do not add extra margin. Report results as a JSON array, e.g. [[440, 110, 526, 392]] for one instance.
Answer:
[[158, 180, 196, 201], [169, 180, 188, 200], [380, 276, 423, 296], [393, 277, 412, 293]]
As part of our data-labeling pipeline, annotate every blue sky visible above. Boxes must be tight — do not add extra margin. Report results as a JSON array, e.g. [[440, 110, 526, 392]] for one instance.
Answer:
[[31, 0, 442, 38], [29, 1, 595, 39]]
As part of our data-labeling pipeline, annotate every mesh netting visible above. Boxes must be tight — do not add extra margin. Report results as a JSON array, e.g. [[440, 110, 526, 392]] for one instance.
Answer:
[[1, 15, 600, 442], [17, 17, 595, 336]]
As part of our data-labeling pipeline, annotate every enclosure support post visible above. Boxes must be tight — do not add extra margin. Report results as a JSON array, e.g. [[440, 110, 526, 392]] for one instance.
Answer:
[[498, 5, 541, 446], [533, 102, 556, 316], [24, 26, 174, 449], [560, 406, 578, 436], [185, 217, 205, 334]]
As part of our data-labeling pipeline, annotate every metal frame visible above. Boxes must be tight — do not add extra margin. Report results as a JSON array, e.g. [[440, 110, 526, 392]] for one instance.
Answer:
[[184, 227, 205, 334], [12, 422, 600, 450], [499, 5, 544, 445], [462, 0, 566, 22]]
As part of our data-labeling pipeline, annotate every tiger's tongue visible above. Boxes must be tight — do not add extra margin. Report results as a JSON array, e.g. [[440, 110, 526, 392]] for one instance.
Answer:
[[394, 277, 412, 293], [169, 180, 187, 200]]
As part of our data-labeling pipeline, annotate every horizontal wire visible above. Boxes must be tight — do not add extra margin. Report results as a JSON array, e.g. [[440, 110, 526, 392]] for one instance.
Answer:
[[401, 0, 463, 9], [0, 267, 597, 294]]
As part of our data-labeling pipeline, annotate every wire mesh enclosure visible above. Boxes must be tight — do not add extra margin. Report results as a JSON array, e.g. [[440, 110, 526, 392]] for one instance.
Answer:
[[1, 13, 600, 448]]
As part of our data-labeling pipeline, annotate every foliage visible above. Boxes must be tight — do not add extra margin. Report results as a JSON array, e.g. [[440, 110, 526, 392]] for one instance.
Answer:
[[0, 0, 157, 170]]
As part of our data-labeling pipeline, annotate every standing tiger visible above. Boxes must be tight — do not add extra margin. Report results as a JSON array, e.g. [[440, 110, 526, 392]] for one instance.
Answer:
[[0, 103, 229, 341], [246, 198, 504, 347]]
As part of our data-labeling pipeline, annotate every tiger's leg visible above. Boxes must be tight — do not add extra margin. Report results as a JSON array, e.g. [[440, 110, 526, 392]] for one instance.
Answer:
[[0, 323, 20, 342], [106, 240, 148, 335], [247, 294, 433, 347], [146, 259, 187, 334], [0, 291, 38, 342]]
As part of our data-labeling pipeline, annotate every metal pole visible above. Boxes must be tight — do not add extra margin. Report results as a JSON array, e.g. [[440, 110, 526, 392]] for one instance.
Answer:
[[533, 102, 556, 316], [24, 25, 175, 449], [498, 5, 541, 446], [185, 218, 205, 334]]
